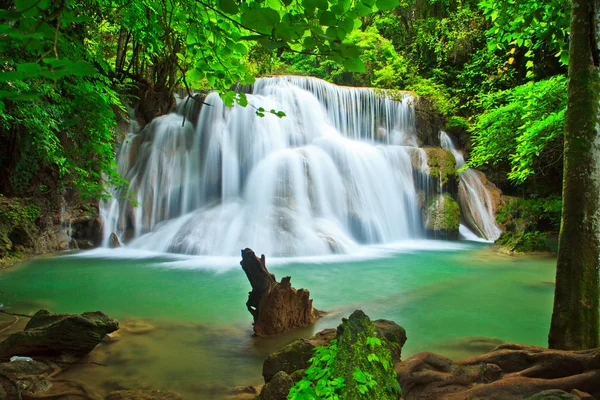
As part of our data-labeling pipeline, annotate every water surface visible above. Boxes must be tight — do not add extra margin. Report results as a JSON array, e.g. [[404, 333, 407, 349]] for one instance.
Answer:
[[0, 242, 556, 398]]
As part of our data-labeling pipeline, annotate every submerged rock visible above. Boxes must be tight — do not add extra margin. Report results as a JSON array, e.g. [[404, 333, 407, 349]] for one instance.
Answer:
[[240, 248, 320, 336], [396, 344, 600, 400], [259, 371, 294, 400], [0, 309, 119, 358], [105, 390, 182, 400]]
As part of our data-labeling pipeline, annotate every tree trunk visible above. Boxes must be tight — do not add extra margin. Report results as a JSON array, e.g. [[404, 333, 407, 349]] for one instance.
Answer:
[[548, 0, 600, 350]]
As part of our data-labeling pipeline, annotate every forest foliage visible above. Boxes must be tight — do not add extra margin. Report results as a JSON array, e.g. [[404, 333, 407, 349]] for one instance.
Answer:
[[0, 0, 570, 207]]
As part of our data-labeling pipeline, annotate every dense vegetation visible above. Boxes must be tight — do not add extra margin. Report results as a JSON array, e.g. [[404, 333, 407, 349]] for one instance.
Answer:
[[1, 0, 569, 202]]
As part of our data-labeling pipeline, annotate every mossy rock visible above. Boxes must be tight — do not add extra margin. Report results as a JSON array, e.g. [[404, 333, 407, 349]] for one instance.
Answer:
[[331, 310, 400, 400], [422, 148, 457, 184], [423, 194, 460, 239], [495, 231, 552, 253], [0, 309, 119, 358]]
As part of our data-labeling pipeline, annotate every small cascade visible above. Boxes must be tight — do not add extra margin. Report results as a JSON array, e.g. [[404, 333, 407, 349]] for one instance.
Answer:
[[440, 132, 502, 241], [59, 196, 73, 250]]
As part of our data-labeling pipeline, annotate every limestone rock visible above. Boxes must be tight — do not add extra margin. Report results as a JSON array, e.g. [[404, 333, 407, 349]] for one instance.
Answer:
[[0, 309, 119, 358], [105, 390, 182, 400], [423, 193, 460, 239], [240, 248, 319, 336], [259, 371, 294, 400], [396, 344, 600, 400]]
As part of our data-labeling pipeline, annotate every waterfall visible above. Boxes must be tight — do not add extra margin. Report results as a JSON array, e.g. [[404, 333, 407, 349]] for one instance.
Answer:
[[440, 132, 502, 241], [102, 76, 496, 256]]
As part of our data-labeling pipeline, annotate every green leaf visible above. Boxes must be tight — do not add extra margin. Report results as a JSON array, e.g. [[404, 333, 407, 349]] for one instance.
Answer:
[[319, 11, 337, 26], [343, 57, 365, 72], [375, 0, 398, 10], [219, 0, 239, 14], [353, 368, 367, 384], [241, 8, 280, 34], [17, 63, 42, 74]]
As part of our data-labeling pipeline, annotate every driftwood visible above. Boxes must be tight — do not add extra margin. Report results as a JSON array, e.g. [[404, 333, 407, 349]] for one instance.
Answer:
[[240, 248, 320, 336], [395, 343, 600, 400]]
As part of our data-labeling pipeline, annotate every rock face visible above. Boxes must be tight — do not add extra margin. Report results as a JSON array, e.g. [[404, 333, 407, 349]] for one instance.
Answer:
[[240, 248, 319, 336], [0, 309, 119, 358], [395, 344, 600, 400]]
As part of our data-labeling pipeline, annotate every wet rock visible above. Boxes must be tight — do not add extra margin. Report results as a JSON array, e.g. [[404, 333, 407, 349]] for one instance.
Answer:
[[105, 390, 182, 400], [373, 318, 407, 363], [459, 168, 504, 240], [263, 328, 336, 383], [259, 371, 294, 400], [240, 248, 320, 336], [109, 232, 122, 248], [396, 344, 600, 400], [423, 193, 460, 239], [0, 309, 119, 358]]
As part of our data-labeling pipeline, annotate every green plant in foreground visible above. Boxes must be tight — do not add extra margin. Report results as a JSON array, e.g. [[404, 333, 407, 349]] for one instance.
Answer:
[[288, 340, 345, 400], [288, 334, 401, 400]]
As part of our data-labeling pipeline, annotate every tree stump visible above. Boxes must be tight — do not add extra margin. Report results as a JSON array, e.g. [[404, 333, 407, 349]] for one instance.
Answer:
[[240, 248, 320, 336]]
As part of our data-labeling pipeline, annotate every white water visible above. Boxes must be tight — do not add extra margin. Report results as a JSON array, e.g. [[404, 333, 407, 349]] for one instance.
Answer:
[[102, 77, 497, 256], [440, 132, 502, 241]]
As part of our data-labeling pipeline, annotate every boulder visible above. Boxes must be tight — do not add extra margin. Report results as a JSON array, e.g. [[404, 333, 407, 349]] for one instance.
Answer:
[[240, 248, 320, 336], [259, 371, 294, 400], [105, 390, 182, 400], [396, 344, 600, 400], [0, 309, 119, 358]]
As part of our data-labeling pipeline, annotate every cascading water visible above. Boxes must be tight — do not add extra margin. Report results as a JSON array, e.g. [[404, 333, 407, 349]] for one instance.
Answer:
[[102, 76, 495, 257], [440, 132, 502, 241]]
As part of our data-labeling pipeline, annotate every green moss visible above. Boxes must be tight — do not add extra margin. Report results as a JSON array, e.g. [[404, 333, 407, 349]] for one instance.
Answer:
[[0, 196, 40, 261], [422, 148, 457, 184], [423, 194, 460, 233], [495, 231, 551, 253], [288, 311, 400, 400], [494, 195, 559, 253]]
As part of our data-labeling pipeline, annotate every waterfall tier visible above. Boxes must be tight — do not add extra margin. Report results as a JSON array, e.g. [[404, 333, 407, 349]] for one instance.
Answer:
[[102, 76, 497, 256], [440, 132, 502, 241]]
